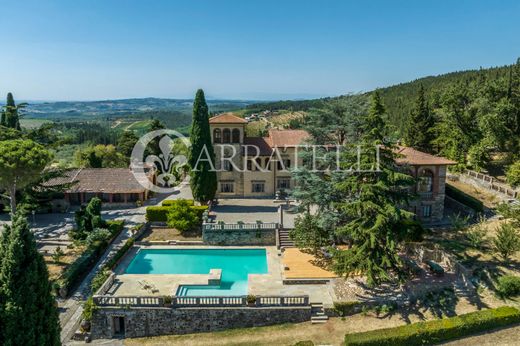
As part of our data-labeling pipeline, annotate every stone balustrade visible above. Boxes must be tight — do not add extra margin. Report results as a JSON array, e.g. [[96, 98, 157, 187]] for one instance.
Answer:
[[203, 222, 279, 231], [92, 294, 309, 308]]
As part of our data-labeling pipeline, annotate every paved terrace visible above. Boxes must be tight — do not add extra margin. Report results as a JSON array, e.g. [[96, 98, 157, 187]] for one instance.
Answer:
[[103, 245, 336, 306], [212, 198, 301, 229]]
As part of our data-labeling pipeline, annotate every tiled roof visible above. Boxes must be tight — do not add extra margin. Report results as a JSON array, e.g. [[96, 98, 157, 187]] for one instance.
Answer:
[[243, 137, 273, 156], [209, 112, 248, 124], [46, 168, 146, 193], [266, 129, 310, 147], [395, 146, 457, 166]]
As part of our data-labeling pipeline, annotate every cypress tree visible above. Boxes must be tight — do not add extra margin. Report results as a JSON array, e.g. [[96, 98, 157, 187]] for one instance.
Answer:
[[333, 92, 415, 286], [0, 211, 61, 345], [0, 110, 6, 127], [189, 89, 217, 203], [4, 93, 21, 130], [403, 84, 435, 152]]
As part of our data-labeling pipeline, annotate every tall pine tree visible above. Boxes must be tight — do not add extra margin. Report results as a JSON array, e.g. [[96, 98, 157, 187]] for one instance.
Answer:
[[189, 89, 217, 203], [333, 91, 415, 286], [403, 84, 435, 152], [0, 211, 61, 345]]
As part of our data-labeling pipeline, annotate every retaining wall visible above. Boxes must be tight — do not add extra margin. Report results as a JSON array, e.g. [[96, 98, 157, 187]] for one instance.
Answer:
[[203, 228, 276, 245], [91, 306, 311, 339]]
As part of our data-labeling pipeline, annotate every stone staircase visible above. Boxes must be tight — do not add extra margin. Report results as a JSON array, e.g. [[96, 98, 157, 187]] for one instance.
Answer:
[[310, 302, 328, 324], [278, 228, 295, 249]]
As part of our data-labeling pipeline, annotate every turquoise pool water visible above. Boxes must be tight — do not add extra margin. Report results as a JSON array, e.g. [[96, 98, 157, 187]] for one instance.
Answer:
[[125, 248, 268, 296]]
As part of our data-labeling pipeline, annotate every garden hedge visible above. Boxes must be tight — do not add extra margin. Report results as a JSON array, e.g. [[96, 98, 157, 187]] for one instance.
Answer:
[[445, 184, 484, 212], [162, 199, 194, 206], [344, 306, 520, 346], [497, 275, 520, 298], [146, 203, 208, 222], [58, 220, 125, 295]]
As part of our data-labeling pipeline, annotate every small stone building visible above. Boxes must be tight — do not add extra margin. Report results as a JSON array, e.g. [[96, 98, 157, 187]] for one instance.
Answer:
[[395, 146, 456, 223], [47, 168, 151, 206]]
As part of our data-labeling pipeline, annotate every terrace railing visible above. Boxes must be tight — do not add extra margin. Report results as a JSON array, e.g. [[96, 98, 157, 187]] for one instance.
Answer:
[[93, 295, 164, 307], [203, 222, 279, 231], [92, 295, 309, 308]]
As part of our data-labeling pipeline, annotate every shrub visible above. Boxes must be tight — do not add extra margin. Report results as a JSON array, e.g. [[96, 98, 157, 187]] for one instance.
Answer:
[[85, 228, 112, 247], [106, 219, 125, 236], [344, 306, 520, 346], [146, 206, 170, 222], [82, 296, 97, 321], [497, 275, 520, 298], [91, 269, 111, 294], [496, 202, 520, 225], [146, 201, 208, 223], [293, 341, 314, 346], [105, 237, 135, 270], [449, 213, 470, 232], [52, 246, 65, 264], [446, 184, 484, 212], [465, 215, 487, 249], [162, 199, 194, 207], [333, 301, 374, 316], [506, 161, 520, 188], [167, 200, 200, 234], [493, 222, 520, 262]]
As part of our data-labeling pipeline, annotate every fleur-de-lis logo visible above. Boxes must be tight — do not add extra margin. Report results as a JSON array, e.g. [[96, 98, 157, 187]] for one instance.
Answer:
[[145, 136, 187, 187], [130, 129, 191, 193]]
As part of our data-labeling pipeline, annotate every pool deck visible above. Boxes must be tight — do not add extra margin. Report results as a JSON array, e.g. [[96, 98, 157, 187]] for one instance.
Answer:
[[106, 245, 337, 306], [282, 248, 338, 279]]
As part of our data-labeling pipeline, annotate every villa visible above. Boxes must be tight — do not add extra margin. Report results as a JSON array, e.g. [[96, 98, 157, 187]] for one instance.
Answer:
[[209, 113, 455, 223]]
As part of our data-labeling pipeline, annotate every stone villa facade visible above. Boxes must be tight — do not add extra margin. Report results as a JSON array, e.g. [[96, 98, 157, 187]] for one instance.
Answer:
[[209, 113, 455, 223], [210, 113, 309, 198]]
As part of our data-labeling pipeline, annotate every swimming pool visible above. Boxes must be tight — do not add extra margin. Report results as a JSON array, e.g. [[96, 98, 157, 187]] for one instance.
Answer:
[[125, 248, 268, 296]]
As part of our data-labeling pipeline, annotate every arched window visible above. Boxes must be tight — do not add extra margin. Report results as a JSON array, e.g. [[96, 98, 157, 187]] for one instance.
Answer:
[[418, 169, 434, 192], [232, 128, 240, 143], [213, 128, 221, 143], [255, 157, 262, 171], [223, 128, 231, 143]]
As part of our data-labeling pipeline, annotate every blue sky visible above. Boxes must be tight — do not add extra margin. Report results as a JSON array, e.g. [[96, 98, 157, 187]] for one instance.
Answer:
[[0, 0, 519, 101]]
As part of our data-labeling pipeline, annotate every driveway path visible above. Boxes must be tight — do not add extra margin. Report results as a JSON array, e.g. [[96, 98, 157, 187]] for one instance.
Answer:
[[60, 207, 146, 344]]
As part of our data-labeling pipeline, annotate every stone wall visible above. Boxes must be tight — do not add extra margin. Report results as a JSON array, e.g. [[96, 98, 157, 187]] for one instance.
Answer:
[[91, 306, 311, 339], [203, 228, 276, 245]]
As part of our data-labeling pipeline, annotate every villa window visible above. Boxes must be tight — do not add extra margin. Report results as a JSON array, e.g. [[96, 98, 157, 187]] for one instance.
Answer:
[[422, 205, 432, 218], [213, 128, 222, 143], [252, 181, 265, 193], [277, 158, 291, 171], [417, 169, 434, 193], [220, 182, 234, 193], [223, 128, 231, 143], [264, 158, 271, 170], [223, 160, 233, 171], [277, 178, 291, 189], [255, 157, 262, 171], [232, 128, 240, 143]]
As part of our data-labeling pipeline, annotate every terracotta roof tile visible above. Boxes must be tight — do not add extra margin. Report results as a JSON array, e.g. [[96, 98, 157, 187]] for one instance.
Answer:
[[267, 129, 310, 147], [46, 168, 146, 193], [209, 112, 248, 124], [243, 137, 273, 156], [395, 146, 457, 166]]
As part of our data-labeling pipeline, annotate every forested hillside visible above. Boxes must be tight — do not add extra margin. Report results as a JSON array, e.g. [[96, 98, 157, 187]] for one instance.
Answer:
[[245, 59, 520, 185]]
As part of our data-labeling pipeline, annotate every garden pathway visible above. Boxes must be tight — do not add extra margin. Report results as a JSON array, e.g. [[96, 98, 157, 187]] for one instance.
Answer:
[[60, 207, 146, 344]]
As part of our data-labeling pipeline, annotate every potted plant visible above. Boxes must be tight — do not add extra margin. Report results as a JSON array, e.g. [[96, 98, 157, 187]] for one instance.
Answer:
[[246, 294, 257, 307], [163, 295, 173, 307]]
